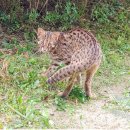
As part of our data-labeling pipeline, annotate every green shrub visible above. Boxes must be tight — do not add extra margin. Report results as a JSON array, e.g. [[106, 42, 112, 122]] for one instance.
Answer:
[[44, 1, 80, 30], [0, 11, 20, 32], [91, 0, 124, 24]]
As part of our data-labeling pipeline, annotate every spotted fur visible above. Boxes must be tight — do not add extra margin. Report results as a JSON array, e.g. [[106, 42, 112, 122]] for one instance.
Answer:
[[37, 28, 102, 98]]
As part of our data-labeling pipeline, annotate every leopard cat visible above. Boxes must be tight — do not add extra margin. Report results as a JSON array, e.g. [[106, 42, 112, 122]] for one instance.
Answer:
[[37, 28, 102, 98]]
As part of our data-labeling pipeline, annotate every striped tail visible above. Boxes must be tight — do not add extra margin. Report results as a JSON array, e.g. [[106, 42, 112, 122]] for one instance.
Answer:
[[47, 59, 94, 84]]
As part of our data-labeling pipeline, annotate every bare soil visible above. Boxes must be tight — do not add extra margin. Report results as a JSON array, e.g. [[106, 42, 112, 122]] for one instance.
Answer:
[[48, 76, 130, 129]]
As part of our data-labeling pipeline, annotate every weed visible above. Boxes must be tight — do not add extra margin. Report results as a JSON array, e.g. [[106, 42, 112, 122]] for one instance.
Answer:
[[70, 86, 88, 103], [0, 0, 130, 128], [0, 11, 20, 32], [44, 1, 80, 30], [91, 0, 123, 24], [54, 97, 67, 111], [28, 9, 39, 24]]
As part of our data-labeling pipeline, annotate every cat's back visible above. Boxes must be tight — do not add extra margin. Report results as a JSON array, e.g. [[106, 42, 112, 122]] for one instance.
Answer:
[[65, 28, 101, 54], [66, 28, 97, 43], [65, 28, 102, 62]]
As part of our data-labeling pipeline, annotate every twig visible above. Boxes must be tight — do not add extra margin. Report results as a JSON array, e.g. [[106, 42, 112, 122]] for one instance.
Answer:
[[29, 0, 32, 10], [39, 0, 49, 14], [36, 0, 40, 10], [6, 103, 27, 119]]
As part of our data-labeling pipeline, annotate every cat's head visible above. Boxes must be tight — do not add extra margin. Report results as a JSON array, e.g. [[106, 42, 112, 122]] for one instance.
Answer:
[[37, 28, 62, 53]]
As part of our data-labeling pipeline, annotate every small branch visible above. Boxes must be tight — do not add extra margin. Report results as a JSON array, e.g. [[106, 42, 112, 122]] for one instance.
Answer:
[[39, 0, 49, 14], [36, 0, 40, 10], [6, 103, 27, 119]]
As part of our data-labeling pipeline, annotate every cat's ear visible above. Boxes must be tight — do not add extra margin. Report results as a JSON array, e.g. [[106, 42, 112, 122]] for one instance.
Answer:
[[37, 28, 46, 36]]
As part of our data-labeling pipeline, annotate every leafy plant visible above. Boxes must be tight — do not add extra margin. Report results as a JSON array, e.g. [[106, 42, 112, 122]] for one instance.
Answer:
[[27, 9, 39, 24], [54, 96, 67, 111], [70, 86, 88, 103], [44, 1, 80, 30], [0, 11, 20, 31], [91, 0, 123, 24], [92, 3, 114, 24]]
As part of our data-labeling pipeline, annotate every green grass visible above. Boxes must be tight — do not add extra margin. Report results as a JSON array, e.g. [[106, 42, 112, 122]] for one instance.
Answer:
[[0, 33, 129, 128], [0, 14, 130, 128], [0, 1, 130, 128], [0, 52, 85, 128]]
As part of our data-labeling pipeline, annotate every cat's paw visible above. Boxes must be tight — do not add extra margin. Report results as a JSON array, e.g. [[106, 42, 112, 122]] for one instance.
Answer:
[[58, 92, 64, 97], [47, 78, 51, 84], [58, 92, 67, 99], [86, 93, 97, 100], [91, 93, 98, 100]]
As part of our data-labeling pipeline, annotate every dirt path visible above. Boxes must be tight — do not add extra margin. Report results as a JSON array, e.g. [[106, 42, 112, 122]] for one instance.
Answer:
[[48, 76, 130, 129]]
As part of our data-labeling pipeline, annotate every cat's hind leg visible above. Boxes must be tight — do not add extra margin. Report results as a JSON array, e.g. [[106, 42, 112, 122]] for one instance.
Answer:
[[84, 64, 99, 97], [59, 73, 77, 98]]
